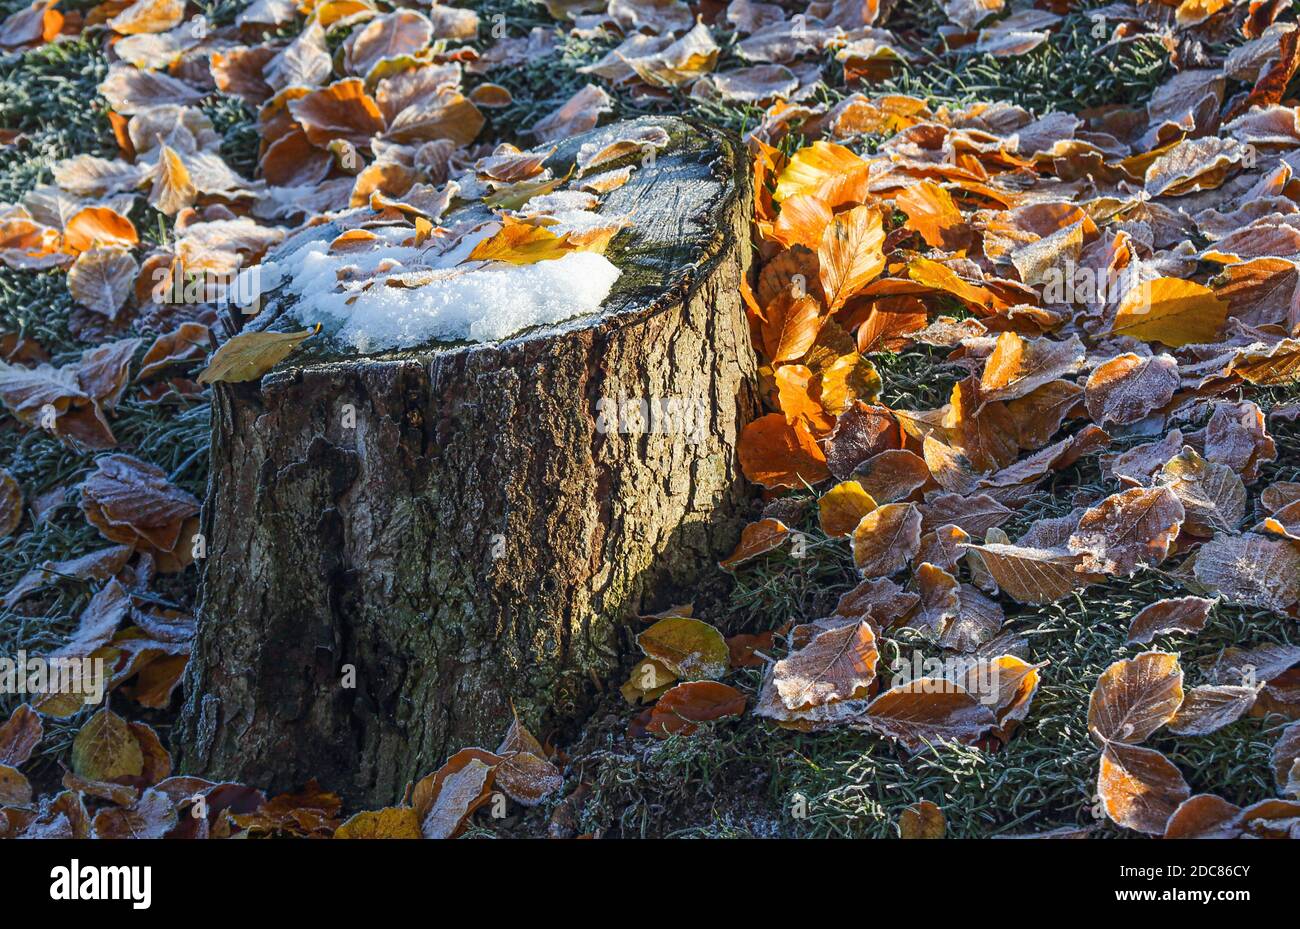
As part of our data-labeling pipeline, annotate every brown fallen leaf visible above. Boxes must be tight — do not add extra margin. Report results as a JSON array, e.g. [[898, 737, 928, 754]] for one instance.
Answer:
[[1098, 741, 1190, 835], [637, 616, 729, 680], [0, 704, 41, 766], [1163, 793, 1244, 839], [769, 620, 878, 712], [1193, 532, 1300, 611], [1127, 596, 1215, 645], [1166, 685, 1258, 736], [1067, 487, 1184, 577], [494, 712, 563, 805], [411, 748, 501, 839], [898, 799, 946, 838], [851, 502, 922, 577], [1083, 353, 1179, 427], [1088, 651, 1184, 745], [80, 454, 199, 569], [719, 517, 792, 569], [864, 679, 997, 752], [647, 681, 747, 737], [1156, 446, 1245, 536]]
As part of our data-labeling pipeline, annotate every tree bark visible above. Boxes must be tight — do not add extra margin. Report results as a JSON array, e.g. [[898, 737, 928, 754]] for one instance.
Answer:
[[175, 117, 758, 807]]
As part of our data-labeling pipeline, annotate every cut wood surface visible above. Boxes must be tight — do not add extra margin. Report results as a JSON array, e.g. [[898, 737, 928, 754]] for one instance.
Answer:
[[176, 116, 759, 806]]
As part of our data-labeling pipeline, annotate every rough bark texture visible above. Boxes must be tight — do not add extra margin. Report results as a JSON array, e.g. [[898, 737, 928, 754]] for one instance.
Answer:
[[175, 117, 758, 807]]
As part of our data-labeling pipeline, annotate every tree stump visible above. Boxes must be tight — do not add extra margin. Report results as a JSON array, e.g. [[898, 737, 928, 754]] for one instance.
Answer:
[[175, 117, 758, 807]]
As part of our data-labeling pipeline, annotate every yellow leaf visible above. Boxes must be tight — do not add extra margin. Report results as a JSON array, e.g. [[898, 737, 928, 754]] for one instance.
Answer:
[[774, 141, 867, 202], [1110, 277, 1228, 347], [818, 480, 877, 537], [196, 327, 316, 384], [819, 205, 885, 311], [466, 217, 580, 265]]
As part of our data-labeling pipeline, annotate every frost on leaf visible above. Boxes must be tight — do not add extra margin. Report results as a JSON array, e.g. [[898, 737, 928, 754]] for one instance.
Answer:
[[1098, 742, 1190, 835], [1083, 353, 1179, 427], [1088, 651, 1184, 745], [1193, 532, 1300, 611], [863, 679, 996, 752], [1067, 486, 1184, 577], [851, 502, 922, 577], [1126, 596, 1214, 645]]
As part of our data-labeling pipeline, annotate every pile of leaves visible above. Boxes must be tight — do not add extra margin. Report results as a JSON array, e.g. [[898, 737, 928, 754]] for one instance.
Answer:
[[3, 0, 1300, 838]]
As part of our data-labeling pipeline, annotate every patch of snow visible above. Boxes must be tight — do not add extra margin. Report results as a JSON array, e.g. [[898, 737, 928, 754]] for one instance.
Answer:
[[249, 223, 621, 350]]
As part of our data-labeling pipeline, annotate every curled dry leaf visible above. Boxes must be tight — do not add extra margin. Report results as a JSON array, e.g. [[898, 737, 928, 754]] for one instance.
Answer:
[[1088, 651, 1184, 745], [1163, 794, 1245, 839], [1127, 596, 1214, 645], [0, 467, 20, 539], [835, 576, 919, 626], [494, 713, 563, 805], [0, 704, 41, 767], [92, 787, 177, 840], [851, 502, 922, 577], [1098, 741, 1190, 835], [1156, 446, 1246, 535], [411, 748, 501, 840], [80, 454, 200, 569], [979, 332, 1084, 404], [851, 449, 930, 504], [636, 616, 729, 680]]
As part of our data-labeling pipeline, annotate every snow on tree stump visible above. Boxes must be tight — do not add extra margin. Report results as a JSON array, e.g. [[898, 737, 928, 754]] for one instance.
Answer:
[[176, 117, 759, 806]]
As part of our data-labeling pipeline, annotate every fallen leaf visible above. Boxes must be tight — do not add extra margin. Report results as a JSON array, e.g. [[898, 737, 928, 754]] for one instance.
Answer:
[[851, 502, 922, 577], [637, 616, 729, 680], [898, 799, 945, 838], [818, 480, 876, 537], [1110, 277, 1228, 347], [1127, 596, 1214, 645], [1193, 532, 1300, 611], [196, 328, 315, 385], [1083, 353, 1179, 427], [1067, 486, 1184, 577], [719, 517, 792, 568], [647, 681, 747, 737], [1098, 741, 1190, 835], [1088, 651, 1184, 745], [864, 679, 997, 752]]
